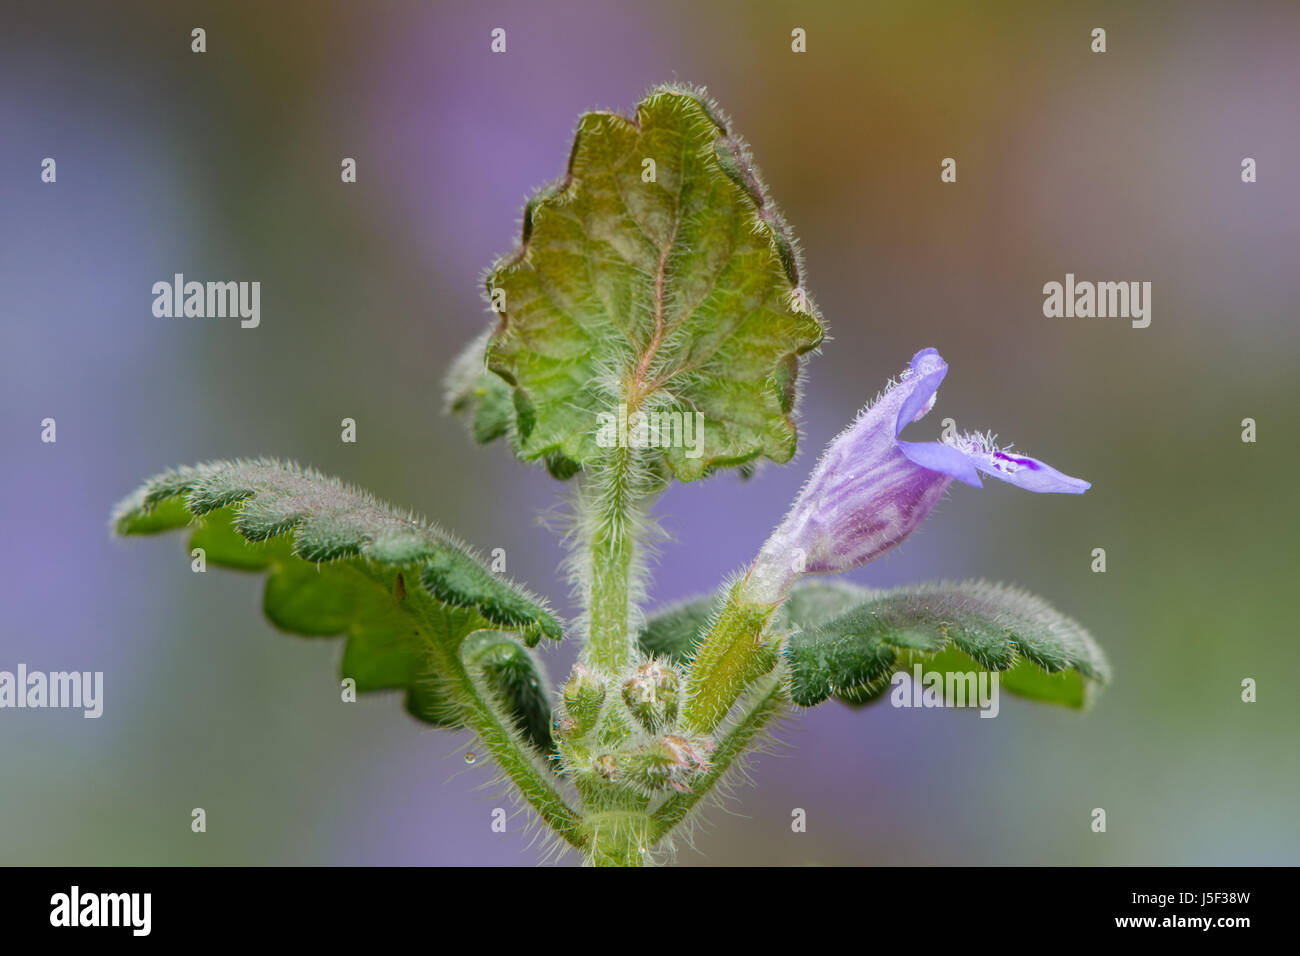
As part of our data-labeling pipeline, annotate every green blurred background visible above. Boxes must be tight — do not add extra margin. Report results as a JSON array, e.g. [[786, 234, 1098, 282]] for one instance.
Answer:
[[2, 0, 1296, 865]]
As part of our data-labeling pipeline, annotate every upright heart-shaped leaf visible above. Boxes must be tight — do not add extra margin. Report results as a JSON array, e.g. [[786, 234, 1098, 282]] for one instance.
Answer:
[[454, 84, 825, 481]]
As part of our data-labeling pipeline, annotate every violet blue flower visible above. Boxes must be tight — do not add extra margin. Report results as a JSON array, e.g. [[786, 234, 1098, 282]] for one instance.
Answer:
[[743, 347, 1089, 603]]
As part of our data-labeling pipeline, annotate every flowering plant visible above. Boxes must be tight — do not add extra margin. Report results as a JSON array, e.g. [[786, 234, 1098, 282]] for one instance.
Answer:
[[112, 86, 1106, 866]]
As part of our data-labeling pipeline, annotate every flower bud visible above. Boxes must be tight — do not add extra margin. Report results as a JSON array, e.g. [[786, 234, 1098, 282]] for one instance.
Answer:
[[594, 734, 713, 794], [561, 663, 606, 737], [621, 660, 680, 732]]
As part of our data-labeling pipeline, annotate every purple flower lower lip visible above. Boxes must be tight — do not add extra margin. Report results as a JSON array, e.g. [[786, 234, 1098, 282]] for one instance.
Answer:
[[894, 349, 1090, 494], [743, 347, 1090, 602]]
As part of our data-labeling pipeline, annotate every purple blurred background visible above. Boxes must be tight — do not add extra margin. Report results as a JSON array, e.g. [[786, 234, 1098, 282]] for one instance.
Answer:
[[2, 0, 1297, 865]]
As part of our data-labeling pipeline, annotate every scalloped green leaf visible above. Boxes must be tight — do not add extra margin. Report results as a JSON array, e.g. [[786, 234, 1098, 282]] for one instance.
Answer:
[[784, 581, 1109, 710], [446, 330, 517, 447], [638, 580, 868, 667], [113, 459, 561, 644], [462, 630, 554, 754], [638, 595, 718, 664], [111, 460, 560, 750], [778, 580, 866, 630], [262, 555, 462, 726], [461, 84, 825, 482]]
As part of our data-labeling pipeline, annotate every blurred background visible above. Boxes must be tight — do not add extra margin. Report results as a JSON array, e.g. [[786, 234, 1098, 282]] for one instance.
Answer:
[[2, 0, 1297, 866]]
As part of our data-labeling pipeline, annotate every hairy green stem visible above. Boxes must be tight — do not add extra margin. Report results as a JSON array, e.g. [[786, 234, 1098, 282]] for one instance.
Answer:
[[579, 446, 642, 675], [578, 783, 652, 867], [430, 620, 584, 849], [569, 439, 666, 863]]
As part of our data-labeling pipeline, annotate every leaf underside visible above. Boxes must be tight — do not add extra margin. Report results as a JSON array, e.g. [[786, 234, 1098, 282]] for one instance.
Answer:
[[451, 83, 826, 481], [641, 580, 1108, 711], [111, 459, 559, 751]]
